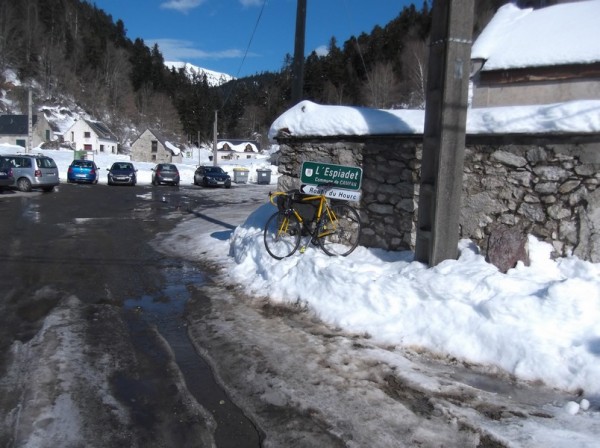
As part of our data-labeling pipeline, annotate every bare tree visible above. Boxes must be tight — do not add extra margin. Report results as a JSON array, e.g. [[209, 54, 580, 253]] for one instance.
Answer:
[[102, 44, 131, 113], [23, 0, 40, 75], [401, 39, 429, 109], [239, 104, 265, 136], [323, 80, 347, 105], [361, 61, 401, 109], [139, 91, 182, 137], [0, 1, 20, 72]]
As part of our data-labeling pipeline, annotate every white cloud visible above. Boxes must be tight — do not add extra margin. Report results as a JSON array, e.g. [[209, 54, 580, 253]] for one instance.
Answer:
[[314, 45, 329, 57], [148, 38, 247, 60], [160, 0, 206, 14], [239, 0, 264, 6]]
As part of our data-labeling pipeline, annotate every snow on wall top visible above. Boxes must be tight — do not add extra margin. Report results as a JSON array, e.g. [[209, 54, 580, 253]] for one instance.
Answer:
[[268, 100, 600, 140]]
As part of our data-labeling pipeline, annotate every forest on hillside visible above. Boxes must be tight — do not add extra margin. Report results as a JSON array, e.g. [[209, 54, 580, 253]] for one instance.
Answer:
[[0, 0, 561, 149]]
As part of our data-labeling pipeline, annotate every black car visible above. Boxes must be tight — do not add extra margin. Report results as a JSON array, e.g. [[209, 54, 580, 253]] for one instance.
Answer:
[[107, 162, 137, 186], [151, 163, 180, 186], [194, 165, 231, 188], [0, 156, 14, 192]]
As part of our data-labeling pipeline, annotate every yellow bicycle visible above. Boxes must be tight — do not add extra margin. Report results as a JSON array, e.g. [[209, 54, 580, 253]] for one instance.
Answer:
[[264, 188, 361, 259]]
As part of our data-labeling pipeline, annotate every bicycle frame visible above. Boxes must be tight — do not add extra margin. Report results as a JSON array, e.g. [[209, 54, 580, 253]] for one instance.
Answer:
[[265, 189, 361, 259], [280, 194, 337, 240]]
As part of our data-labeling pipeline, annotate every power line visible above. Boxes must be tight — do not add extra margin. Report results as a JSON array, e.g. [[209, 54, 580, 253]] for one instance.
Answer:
[[234, 0, 267, 79], [221, 0, 268, 109]]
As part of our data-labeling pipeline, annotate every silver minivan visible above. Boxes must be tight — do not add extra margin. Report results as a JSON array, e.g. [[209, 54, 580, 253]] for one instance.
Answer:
[[4, 154, 60, 192]]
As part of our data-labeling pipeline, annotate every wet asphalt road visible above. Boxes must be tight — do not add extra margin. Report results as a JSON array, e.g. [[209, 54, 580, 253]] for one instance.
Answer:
[[0, 183, 261, 447], [2, 183, 597, 447]]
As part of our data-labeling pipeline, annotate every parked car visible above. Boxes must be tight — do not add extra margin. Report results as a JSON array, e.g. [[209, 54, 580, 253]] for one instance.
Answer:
[[151, 163, 180, 186], [0, 156, 14, 192], [107, 162, 137, 186], [67, 159, 99, 184], [3, 154, 59, 192], [194, 165, 231, 188]]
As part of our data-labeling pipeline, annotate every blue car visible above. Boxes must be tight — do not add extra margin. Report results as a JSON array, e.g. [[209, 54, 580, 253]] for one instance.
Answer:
[[67, 160, 99, 184], [107, 162, 137, 186]]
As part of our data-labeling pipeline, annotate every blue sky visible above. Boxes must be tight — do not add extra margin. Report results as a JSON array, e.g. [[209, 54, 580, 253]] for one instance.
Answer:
[[91, 0, 417, 78]]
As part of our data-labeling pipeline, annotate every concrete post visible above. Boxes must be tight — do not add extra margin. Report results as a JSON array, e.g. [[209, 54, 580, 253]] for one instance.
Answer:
[[27, 89, 33, 153], [415, 0, 474, 266]]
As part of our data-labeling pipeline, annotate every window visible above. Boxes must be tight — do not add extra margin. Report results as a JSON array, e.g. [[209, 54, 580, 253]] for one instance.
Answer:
[[45, 130, 50, 140], [247, 155, 251, 159], [100, 145, 104, 152], [84, 132, 91, 138], [151, 141, 158, 152], [152, 154, 156, 161], [16, 139, 26, 148]]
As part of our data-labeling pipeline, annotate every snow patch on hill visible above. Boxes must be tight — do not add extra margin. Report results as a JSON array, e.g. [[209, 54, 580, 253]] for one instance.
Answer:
[[165, 61, 234, 86]]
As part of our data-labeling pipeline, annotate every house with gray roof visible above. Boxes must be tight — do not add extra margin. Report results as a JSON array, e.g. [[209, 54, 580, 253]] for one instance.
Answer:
[[64, 119, 118, 154], [470, 1, 600, 107], [0, 114, 54, 148], [130, 129, 183, 163], [203, 138, 260, 162]]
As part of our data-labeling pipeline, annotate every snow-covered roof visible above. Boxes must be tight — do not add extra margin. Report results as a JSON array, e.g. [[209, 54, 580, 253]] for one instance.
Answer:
[[85, 119, 118, 142], [471, 1, 600, 71], [40, 106, 77, 135], [135, 128, 182, 155], [217, 140, 258, 153], [165, 140, 181, 156], [268, 100, 600, 140]]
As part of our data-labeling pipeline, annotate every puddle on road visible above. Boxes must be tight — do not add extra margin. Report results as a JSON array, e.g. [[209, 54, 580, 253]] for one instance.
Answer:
[[123, 261, 261, 447]]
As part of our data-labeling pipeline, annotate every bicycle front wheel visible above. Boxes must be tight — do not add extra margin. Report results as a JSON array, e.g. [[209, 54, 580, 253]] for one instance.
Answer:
[[318, 204, 361, 256], [264, 212, 302, 259]]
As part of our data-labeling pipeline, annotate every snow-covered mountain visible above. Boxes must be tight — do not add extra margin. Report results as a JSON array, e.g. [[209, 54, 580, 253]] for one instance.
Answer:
[[165, 61, 234, 87]]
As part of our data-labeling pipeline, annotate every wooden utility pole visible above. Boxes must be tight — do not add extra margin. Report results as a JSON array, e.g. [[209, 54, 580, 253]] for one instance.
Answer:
[[291, 0, 307, 105], [415, 0, 474, 266], [212, 110, 218, 166]]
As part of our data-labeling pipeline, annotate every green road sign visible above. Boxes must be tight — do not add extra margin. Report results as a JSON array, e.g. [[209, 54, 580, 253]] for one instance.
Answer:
[[300, 161, 362, 191]]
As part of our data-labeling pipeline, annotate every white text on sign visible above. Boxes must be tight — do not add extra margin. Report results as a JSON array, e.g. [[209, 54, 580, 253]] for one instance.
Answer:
[[300, 184, 362, 201]]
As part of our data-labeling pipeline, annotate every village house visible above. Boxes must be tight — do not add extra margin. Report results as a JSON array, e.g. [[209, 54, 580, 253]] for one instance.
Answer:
[[0, 114, 54, 148], [470, 1, 600, 107], [130, 129, 183, 164], [207, 139, 260, 162], [64, 119, 118, 154]]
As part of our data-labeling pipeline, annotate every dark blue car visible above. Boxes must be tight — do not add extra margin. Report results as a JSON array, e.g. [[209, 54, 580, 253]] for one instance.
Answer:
[[107, 162, 137, 186], [67, 160, 99, 184], [193, 165, 231, 188], [0, 156, 14, 192]]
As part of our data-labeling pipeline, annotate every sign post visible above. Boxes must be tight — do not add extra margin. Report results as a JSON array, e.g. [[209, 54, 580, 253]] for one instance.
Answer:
[[300, 161, 362, 201]]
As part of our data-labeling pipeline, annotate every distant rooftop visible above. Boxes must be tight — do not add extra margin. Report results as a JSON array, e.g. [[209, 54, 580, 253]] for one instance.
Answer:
[[471, 1, 600, 71], [0, 115, 38, 135]]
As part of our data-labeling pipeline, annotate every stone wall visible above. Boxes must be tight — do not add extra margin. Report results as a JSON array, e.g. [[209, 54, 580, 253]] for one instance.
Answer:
[[462, 141, 600, 261], [275, 136, 600, 262]]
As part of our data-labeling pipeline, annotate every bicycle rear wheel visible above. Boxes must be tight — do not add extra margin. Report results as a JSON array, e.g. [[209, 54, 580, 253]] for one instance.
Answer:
[[264, 211, 302, 259], [318, 204, 361, 256]]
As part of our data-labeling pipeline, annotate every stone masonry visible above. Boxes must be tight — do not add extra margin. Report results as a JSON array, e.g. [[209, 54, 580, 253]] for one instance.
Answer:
[[275, 136, 600, 262]]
